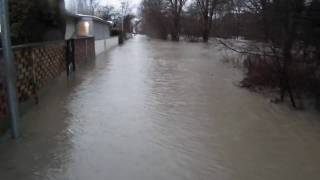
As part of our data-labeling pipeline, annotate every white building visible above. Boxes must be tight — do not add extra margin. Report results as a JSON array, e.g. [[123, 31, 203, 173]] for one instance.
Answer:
[[65, 13, 111, 40], [65, 13, 118, 55]]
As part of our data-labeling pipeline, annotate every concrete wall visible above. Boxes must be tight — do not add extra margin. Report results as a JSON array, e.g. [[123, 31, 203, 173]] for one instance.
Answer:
[[95, 37, 118, 55]]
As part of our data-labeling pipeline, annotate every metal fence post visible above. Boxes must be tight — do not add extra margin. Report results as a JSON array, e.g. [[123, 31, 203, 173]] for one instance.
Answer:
[[0, 0, 20, 138]]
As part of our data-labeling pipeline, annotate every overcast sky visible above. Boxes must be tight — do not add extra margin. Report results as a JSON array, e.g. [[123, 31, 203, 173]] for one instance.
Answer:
[[65, 0, 143, 14], [101, 0, 142, 13]]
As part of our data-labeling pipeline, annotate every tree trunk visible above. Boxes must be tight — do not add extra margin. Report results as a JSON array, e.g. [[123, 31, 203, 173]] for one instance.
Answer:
[[171, 16, 180, 41], [203, 30, 209, 42], [202, 16, 209, 42], [280, 36, 297, 108], [280, 72, 296, 108]]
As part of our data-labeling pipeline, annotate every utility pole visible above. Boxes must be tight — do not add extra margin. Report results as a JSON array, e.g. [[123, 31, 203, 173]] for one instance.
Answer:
[[0, 0, 20, 138], [119, 1, 126, 45], [90, 0, 94, 15], [121, 1, 125, 33]]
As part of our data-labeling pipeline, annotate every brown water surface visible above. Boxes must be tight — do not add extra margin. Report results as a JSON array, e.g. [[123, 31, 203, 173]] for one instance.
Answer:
[[0, 35, 320, 180]]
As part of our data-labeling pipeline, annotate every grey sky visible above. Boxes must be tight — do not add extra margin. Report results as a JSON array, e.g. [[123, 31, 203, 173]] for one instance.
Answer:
[[101, 0, 142, 11], [65, 0, 142, 14]]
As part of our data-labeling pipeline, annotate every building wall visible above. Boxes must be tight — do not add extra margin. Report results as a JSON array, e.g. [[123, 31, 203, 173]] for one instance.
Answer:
[[93, 21, 111, 40], [65, 16, 111, 41], [77, 18, 93, 37], [65, 17, 76, 40]]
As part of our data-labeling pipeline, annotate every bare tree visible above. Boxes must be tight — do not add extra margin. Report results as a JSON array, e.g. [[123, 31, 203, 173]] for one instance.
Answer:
[[182, 2, 202, 41], [219, 0, 308, 108], [196, 0, 221, 42], [124, 14, 135, 33], [140, 0, 169, 39], [140, 0, 187, 41], [167, 0, 188, 41], [95, 5, 118, 20]]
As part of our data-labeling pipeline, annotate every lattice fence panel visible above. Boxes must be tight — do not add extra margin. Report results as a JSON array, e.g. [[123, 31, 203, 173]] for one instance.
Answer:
[[0, 42, 66, 122], [34, 44, 66, 89], [15, 49, 35, 102]]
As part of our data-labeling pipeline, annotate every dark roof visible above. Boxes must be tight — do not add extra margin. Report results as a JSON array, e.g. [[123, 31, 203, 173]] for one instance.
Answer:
[[65, 12, 112, 26]]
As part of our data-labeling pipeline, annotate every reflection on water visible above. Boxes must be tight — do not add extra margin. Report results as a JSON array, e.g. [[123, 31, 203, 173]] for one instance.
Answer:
[[0, 35, 320, 180]]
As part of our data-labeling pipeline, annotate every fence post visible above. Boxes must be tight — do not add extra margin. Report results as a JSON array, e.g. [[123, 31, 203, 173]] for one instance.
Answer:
[[0, 0, 20, 138], [85, 39, 88, 60]]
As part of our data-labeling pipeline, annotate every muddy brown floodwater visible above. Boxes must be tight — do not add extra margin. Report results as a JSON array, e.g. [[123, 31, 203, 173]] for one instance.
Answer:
[[1, 35, 320, 180]]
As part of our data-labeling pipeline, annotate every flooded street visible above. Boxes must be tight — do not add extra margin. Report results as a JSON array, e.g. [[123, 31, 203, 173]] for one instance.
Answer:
[[1, 35, 320, 180]]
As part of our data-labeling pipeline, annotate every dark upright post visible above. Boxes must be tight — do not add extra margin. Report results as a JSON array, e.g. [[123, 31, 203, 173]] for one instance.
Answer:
[[0, 0, 19, 138]]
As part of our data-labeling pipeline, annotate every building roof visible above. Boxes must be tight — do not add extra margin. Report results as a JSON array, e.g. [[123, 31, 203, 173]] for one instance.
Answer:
[[66, 12, 113, 26]]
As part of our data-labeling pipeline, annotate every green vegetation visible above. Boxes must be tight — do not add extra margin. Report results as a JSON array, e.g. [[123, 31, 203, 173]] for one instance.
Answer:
[[8, 0, 66, 45]]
